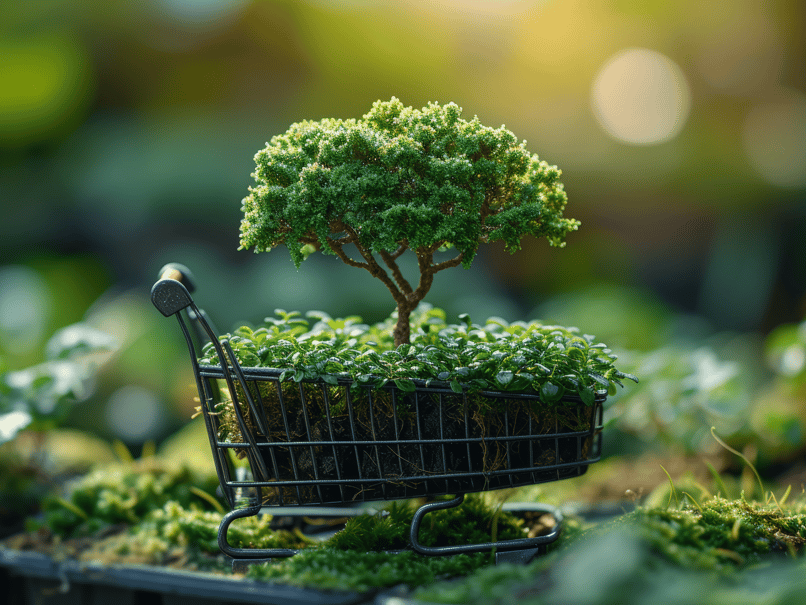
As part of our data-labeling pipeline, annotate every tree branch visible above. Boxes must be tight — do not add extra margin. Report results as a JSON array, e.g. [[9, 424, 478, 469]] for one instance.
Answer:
[[432, 252, 464, 273], [390, 242, 408, 260], [343, 226, 407, 305], [325, 236, 370, 270], [379, 249, 413, 295]]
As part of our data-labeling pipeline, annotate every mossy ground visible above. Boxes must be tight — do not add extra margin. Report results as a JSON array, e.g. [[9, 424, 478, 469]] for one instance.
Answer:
[[5, 427, 806, 602], [416, 496, 806, 605]]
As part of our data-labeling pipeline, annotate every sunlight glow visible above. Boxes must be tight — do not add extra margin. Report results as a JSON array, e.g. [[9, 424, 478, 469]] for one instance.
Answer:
[[591, 48, 691, 145]]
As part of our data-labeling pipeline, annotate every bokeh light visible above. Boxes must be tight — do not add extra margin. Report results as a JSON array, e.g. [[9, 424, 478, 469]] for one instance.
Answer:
[[0, 31, 94, 147], [742, 90, 806, 188], [105, 385, 166, 442], [591, 48, 691, 145], [0, 266, 52, 356]]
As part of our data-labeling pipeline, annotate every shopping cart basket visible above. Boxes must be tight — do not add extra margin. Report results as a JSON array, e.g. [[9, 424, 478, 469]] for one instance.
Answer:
[[151, 263, 604, 565]]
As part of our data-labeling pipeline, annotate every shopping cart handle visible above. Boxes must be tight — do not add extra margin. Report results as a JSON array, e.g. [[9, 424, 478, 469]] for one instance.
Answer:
[[151, 262, 196, 317], [157, 262, 196, 292]]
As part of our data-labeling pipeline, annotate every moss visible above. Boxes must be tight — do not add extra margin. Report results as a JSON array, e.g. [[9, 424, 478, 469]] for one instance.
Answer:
[[247, 548, 487, 593], [41, 458, 222, 538], [243, 494, 551, 591], [620, 497, 806, 572], [20, 460, 552, 584], [415, 497, 806, 604], [327, 495, 525, 551]]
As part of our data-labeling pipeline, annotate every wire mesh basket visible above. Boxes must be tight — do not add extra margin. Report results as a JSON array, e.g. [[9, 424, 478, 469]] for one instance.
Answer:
[[151, 264, 604, 564]]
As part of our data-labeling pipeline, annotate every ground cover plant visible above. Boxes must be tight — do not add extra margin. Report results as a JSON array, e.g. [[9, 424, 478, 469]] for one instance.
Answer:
[[198, 305, 636, 504], [8, 451, 306, 570], [0, 323, 117, 537], [199, 304, 635, 404], [5, 450, 541, 585], [0, 322, 116, 446]]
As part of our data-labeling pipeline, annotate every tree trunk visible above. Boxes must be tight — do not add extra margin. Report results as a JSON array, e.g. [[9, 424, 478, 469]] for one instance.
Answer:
[[393, 301, 413, 347]]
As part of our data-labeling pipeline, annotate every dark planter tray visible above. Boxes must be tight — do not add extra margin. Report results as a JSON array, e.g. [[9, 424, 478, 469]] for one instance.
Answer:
[[0, 547, 367, 605]]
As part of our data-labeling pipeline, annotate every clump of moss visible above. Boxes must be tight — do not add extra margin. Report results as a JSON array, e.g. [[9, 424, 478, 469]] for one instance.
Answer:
[[247, 495, 529, 591], [12, 458, 306, 570], [619, 496, 806, 572], [247, 548, 485, 593], [327, 495, 526, 551], [41, 458, 223, 537], [415, 497, 806, 605], [138, 500, 306, 555]]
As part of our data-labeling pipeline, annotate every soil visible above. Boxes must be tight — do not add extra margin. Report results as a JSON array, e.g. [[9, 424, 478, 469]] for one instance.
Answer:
[[215, 380, 601, 505]]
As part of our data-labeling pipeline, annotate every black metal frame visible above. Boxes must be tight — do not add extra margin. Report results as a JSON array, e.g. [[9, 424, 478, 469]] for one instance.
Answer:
[[151, 265, 604, 564]]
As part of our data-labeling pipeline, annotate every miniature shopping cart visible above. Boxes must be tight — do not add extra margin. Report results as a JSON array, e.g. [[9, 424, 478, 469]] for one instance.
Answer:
[[151, 263, 604, 565]]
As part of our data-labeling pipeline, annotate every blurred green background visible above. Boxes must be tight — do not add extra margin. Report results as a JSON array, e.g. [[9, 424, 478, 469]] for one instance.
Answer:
[[1, 0, 805, 461]]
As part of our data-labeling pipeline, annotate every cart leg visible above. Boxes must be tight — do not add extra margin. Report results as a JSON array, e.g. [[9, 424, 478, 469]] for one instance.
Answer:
[[409, 494, 562, 564], [218, 504, 298, 566]]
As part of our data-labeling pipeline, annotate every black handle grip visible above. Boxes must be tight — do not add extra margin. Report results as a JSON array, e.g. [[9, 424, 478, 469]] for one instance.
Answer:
[[151, 262, 195, 317]]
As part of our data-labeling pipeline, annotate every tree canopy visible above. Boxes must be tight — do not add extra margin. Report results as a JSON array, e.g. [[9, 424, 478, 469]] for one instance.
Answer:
[[239, 98, 580, 346]]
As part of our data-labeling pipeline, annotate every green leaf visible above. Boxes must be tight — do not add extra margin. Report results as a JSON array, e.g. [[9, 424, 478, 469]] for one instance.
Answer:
[[588, 373, 610, 388], [496, 371, 514, 387], [206, 305, 638, 411], [579, 385, 595, 406], [566, 346, 585, 360], [394, 379, 416, 393], [615, 371, 639, 383], [450, 380, 463, 394], [540, 381, 564, 403]]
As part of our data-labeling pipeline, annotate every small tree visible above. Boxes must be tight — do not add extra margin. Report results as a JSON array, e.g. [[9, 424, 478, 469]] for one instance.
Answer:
[[239, 98, 580, 347]]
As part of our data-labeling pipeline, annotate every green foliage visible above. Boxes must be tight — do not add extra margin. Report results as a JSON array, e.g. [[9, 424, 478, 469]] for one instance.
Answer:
[[199, 304, 636, 403], [248, 495, 523, 591], [765, 319, 806, 383], [239, 98, 579, 345], [240, 97, 578, 266], [133, 500, 304, 555], [416, 498, 806, 605], [42, 459, 221, 537], [749, 319, 806, 458], [604, 344, 745, 454], [327, 495, 524, 552], [611, 498, 806, 572], [0, 323, 117, 445], [247, 548, 485, 593]]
